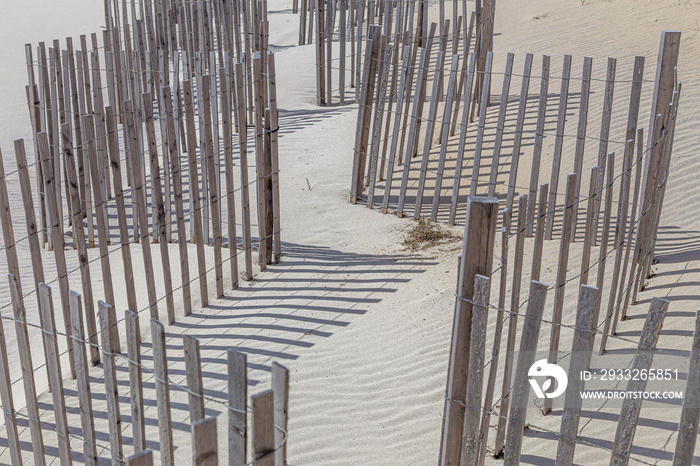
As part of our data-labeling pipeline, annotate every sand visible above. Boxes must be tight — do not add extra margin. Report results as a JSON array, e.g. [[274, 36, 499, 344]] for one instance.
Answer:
[[0, 0, 698, 464]]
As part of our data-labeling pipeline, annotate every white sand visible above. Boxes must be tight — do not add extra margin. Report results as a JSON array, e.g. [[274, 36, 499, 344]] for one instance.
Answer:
[[0, 0, 698, 464]]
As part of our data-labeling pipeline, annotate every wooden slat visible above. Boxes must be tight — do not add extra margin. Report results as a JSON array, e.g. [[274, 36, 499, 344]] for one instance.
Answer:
[[487, 53, 515, 197], [579, 166, 600, 286], [526, 55, 550, 236], [229, 349, 248, 465], [543, 173, 577, 415], [468, 51, 494, 198], [610, 298, 670, 465], [412, 50, 446, 219], [38, 131, 76, 376], [477, 208, 511, 466], [430, 53, 461, 221], [531, 183, 549, 281], [38, 289, 71, 465], [460, 275, 491, 464], [126, 309, 146, 452], [505, 53, 534, 211], [193, 417, 218, 465], [591, 154, 616, 348], [151, 318, 174, 465], [184, 335, 205, 422], [0, 288, 21, 465], [600, 139, 635, 354], [366, 42, 394, 209], [143, 94, 177, 324], [124, 100, 160, 319], [126, 449, 153, 466], [447, 52, 476, 225], [503, 281, 549, 465], [396, 24, 436, 215], [253, 389, 275, 466], [494, 194, 528, 456], [9, 274, 46, 465], [545, 54, 572, 240], [591, 57, 618, 245], [673, 309, 700, 465], [63, 121, 101, 365], [234, 62, 254, 281], [184, 79, 210, 306], [350, 26, 381, 202], [13, 139, 51, 383], [381, 44, 411, 213], [439, 197, 499, 465], [99, 301, 124, 465], [272, 361, 289, 466], [555, 284, 598, 465], [570, 57, 593, 240], [69, 291, 98, 465], [620, 129, 646, 320], [106, 106, 139, 315], [163, 87, 192, 314]]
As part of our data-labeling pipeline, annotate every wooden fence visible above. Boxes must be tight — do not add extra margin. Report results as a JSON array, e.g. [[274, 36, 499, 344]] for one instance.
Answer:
[[435, 30, 686, 464], [296, 0, 494, 107], [0, 0, 289, 463], [0, 277, 289, 465], [348, 6, 682, 312], [440, 194, 698, 465]]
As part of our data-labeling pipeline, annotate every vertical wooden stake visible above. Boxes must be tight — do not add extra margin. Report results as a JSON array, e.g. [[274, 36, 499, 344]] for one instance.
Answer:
[[70, 291, 98, 465], [545, 54, 572, 240], [460, 275, 491, 464], [193, 417, 219, 465], [229, 349, 248, 465], [99, 301, 124, 466], [555, 285, 598, 465], [503, 281, 549, 465], [184, 335, 206, 422], [151, 318, 174, 465], [272, 362, 289, 466], [252, 390, 275, 466], [494, 194, 528, 457], [126, 310, 146, 452], [8, 273, 45, 465], [673, 309, 700, 465], [439, 197, 499, 465], [610, 298, 670, 465], [543, 173, 577, 415]]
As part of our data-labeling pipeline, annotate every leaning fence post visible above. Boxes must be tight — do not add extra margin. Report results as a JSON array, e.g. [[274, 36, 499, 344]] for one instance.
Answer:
[[193, 416, 218, 465], [672, 309, 700, 465], [503, 281, 549, 465], [0, 289, 21, 465], [610, 297, 670, 465], [556, 285, 598, 465], [8, 273, 45, 465], [253, 389, 276, 466], [440, 196, 499, 466], [38, 284, 72, 465]]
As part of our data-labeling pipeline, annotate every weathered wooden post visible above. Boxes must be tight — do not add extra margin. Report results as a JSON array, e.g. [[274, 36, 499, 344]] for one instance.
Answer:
[[439, 197, 499, 465]]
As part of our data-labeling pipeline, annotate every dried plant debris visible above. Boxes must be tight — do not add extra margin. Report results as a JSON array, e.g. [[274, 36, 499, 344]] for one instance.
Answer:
[[402, 218, 459, 251]]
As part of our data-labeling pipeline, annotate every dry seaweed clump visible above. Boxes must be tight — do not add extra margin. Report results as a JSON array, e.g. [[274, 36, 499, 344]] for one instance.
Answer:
[[402, 218, 459, 251]]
